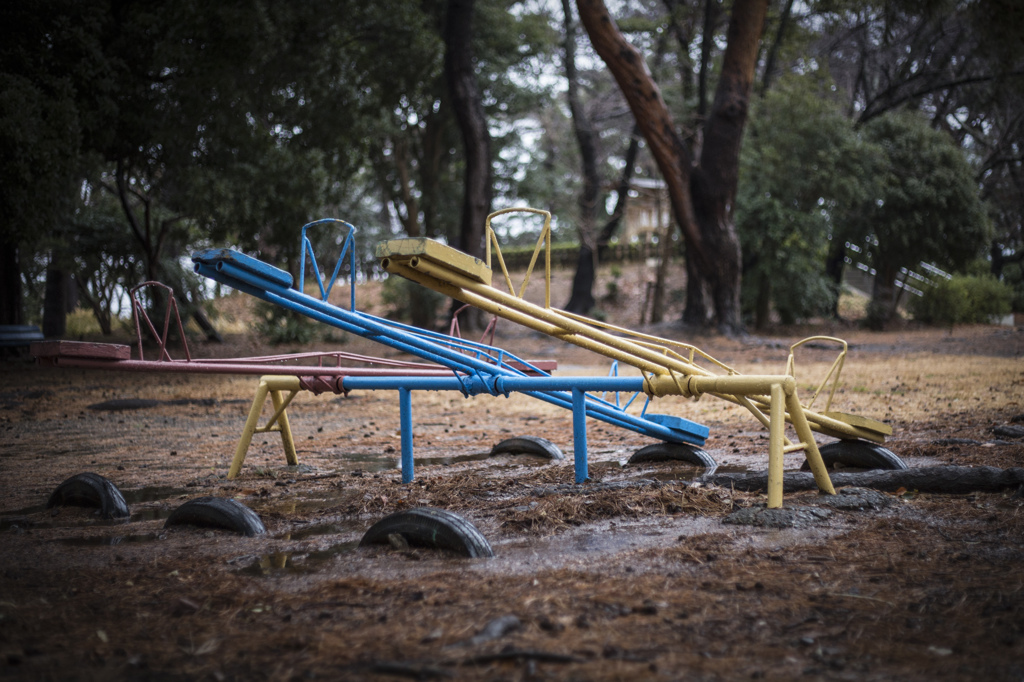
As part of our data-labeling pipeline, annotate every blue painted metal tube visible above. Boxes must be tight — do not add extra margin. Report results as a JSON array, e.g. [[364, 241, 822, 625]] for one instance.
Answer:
[[339, 378, 706, 445], [399, 388, 413, 484], [194, 259, 706, 445], [572, 388, 588, 483], [195, 260, 705, 445], [201, 260, 533, 379]]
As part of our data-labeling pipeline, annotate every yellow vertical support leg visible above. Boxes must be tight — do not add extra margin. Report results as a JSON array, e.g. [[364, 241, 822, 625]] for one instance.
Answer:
[[270, 388, 299, 467], [786, 392, 836, 495], [768, 383, 785, 509], [229, 379, 270, 479]]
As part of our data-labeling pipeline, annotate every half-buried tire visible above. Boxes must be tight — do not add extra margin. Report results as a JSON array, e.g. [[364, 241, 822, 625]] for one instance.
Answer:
[[801, 440, 907, 471], [628, 443, 717, 471], [163, 497, 266, 537], [489, 435, 564, 460], [47, 472, 130, 519], [360, 507, 494, 558]]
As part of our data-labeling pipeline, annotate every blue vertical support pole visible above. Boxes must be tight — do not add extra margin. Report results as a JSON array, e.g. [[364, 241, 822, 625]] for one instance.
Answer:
[[572, 387, 588, 483], [399, 387, 414, 483]]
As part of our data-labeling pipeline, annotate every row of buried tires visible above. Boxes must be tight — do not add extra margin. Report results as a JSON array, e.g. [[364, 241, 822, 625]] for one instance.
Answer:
[[494, 435, 907, 473], [44, 437, 906, 560], [46, 472, 495, 558]]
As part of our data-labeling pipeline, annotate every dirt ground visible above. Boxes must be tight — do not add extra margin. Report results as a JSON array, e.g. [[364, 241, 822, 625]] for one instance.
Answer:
[[2, 284, 1024, 681]]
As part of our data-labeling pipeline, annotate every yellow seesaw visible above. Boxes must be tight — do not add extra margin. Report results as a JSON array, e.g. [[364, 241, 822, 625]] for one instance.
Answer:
[[377, 207, 893, 508]]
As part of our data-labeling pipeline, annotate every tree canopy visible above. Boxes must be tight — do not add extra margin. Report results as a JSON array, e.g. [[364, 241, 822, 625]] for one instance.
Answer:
[[2, 0, 1020, 333]]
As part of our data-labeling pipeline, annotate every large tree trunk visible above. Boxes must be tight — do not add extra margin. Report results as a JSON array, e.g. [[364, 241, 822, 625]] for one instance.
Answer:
[[576, 0, 767, 334], [42, 258, 75, 338], [562, 0, 599, 315], [0, 237, 22, 326], [693, 0, 768, 334], [444, 0, 492, 330], [698, 0, 719, 119], [444, 0, 492, 262], [683, 254, 711, 325], [824, 238, 846, 319], [577, 0, 703, 262], [596, 30, 670, 259]]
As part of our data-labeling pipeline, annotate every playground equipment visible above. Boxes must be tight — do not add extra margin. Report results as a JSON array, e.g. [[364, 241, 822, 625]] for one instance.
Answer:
[[376, 208, 896, 508], [192, 219, 711, 485], [32, 280, 487, 479]]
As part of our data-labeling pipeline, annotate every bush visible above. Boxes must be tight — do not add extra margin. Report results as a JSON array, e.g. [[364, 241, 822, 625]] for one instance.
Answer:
[[1002, 261, 1024, 312], [910, 274, 1013, 327]]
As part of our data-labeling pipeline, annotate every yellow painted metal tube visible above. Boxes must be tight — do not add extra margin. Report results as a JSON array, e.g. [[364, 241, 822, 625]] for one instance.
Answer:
[[746, 395, 888, 443], [270, 388, 298, 466], [768, 383, 785, 508], [229, 376, 301, 479], [385, 262, 569, 339], [387, 261, 688, 381], [230, 380, 270, 479], [644, 373, 796, 399], [391, 257, 708, 378], [389, 255, 876, 445], [382, 252, 856, 500], [786, 391, 836, 495]]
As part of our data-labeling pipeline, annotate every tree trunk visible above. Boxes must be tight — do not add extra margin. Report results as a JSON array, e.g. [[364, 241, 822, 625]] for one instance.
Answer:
[[191, 308, 223, 343], [577, 0, 706, 304], [695, 0, 769, 334], [824, 237, 846, 318], [867, 262, 899, 330], [444, 0, 492, 261], [562, 0, 599, 315], [706, 465, 1024, 495], [76, 280, 113, 336], [576, 0, 767, 334], [698, 0, 719, 119], [596, 124, 641, 259], [0, 238, 23, 326], [649, 192, 673, 323], [683, 254, 711, 325], [759, 0, 794, 95], [42, 259, 72, 338], [596, 27, 670, 260], [444, 0, 492, 330]]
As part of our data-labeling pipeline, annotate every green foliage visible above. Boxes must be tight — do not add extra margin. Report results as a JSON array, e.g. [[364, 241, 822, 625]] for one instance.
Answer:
[[849, 111, 990, 327], [1002, 261, 1024, 312], [737, 75, 870, 327], [855, 112, 990, 267], [910, 274, 1013, 327]]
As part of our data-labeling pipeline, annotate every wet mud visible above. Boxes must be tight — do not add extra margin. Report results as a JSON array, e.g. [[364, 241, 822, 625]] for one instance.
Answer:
[[1, 324, 1023, 680]]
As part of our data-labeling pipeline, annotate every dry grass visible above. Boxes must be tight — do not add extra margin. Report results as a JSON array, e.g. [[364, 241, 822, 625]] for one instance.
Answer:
[[2, 274, 1023, 681]]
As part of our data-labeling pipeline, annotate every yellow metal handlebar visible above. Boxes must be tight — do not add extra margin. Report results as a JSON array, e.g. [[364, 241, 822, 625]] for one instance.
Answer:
[[786, 336, 847, 413], [485, 208, 553, 307]]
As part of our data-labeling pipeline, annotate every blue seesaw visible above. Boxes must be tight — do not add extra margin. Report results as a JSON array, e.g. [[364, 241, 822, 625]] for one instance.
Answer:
[[192, 218, 709, 483]]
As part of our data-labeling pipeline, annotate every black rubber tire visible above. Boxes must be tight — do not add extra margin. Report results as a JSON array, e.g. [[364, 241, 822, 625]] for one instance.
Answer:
[[46, 472, 130, 519], [801, 440, 908, 471], [628, 443, 718, 471], [489, 435, 564, 460], [163, 497, 266, 537], [359, 507, 494, 558]]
